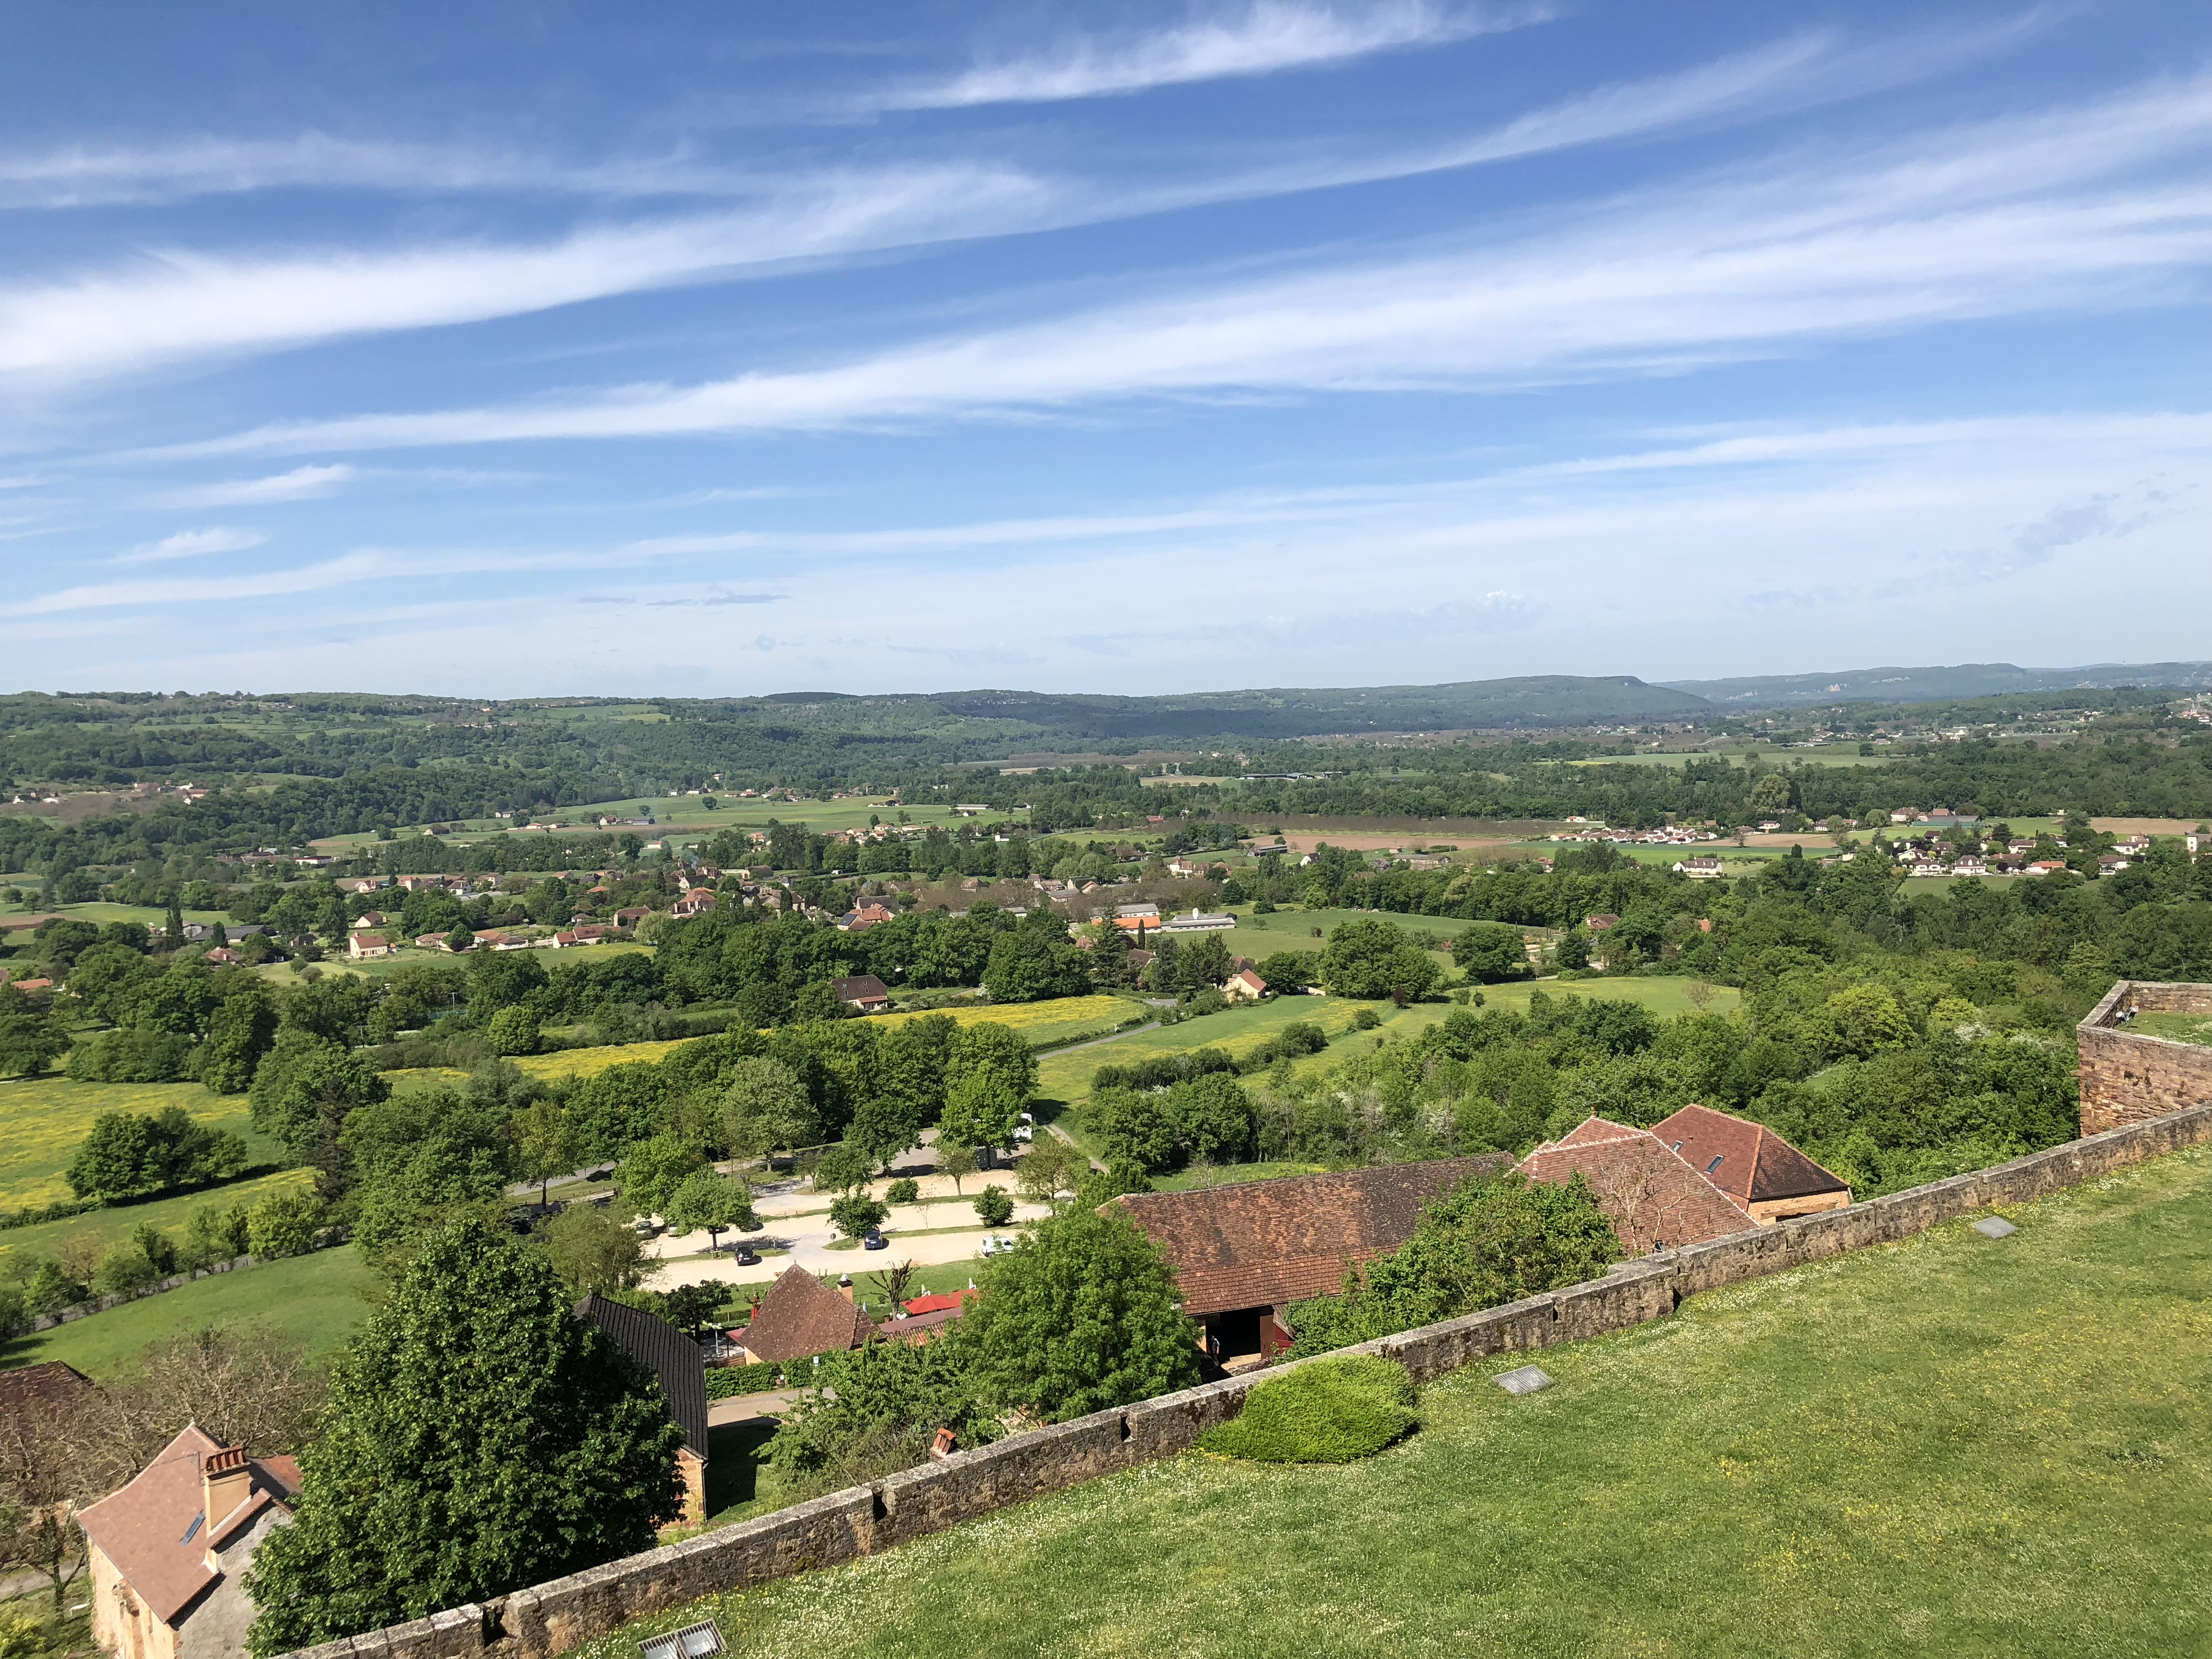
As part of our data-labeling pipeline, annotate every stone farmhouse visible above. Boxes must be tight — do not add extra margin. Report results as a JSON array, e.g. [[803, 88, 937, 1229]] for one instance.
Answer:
[[76, 1426, 301, 1659]]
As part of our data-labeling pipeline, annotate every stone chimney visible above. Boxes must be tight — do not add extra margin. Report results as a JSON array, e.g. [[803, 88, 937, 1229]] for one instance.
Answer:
[[202, 1444, 252, 1526], [837, 1274, 854, 1302]]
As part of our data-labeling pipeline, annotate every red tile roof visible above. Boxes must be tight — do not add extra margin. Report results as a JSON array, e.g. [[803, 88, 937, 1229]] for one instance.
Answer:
[[1647, 1103, 1850, 1208], [738, 1265, 872, 1362], [1111, 1156, 1511, 1316], [75, 1425, 299, 1625], [1520, 1117, 1751, 1254], [902, 1291, 975, 1316], [0, 1360, 95, 1413]]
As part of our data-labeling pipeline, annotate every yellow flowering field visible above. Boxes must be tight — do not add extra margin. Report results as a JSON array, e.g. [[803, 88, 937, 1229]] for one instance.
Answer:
[[870, 993, 1141, 1047], [381, 1038, 693, 1093], [0, 1078, 262, 1212]]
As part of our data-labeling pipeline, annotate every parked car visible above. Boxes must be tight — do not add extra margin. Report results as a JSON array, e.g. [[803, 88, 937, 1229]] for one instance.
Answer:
[[862, 1231, 889, 1251], [734, 1244, 760, 1265], [1014, 1123, 1034, 1142]]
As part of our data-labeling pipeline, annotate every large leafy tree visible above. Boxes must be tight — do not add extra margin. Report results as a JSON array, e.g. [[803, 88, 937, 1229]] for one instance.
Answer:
[[201, 982, 279, 1093], [962, 1207, 1199, 1421], [65, 1107, 247, 1202], [247, 1026, 388, 1158], [1318, 916, 1441, 1001], [938, 1022, 1039, 1152], [1286, 1170, 1620, 1356], [244, 1217, 685, 1654]]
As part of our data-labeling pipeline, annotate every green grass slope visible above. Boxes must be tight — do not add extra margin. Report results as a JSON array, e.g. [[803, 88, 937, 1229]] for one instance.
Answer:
[[587, 1141, 2212, 1659], [0, 1246, 376, 1378]]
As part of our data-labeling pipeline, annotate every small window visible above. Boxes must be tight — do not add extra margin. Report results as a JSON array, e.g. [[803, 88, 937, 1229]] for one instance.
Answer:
[[179, 1512, 204, 1546], [641, 1623, 723, 1659], [1706, 1155, 1725, 1173]]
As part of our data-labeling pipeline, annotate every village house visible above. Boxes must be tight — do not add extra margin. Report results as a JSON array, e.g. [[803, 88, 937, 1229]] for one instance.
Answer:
[[1223, 968, 1268, 1003], [735, 1265, 873, 1363], [1584, 913, 1620, 932], [1673, 857, 1724, 879], [76, 1426, 301, 1659], [615, 907, 653, 929], [831, 974, 893, 1013], [574, 1293, 708, 1525], [347, 931, 392, 959], [550, 924, 612, 948], [1112, 1159, 1511, 1369], [1519, 1117, 1754, 1253], [1647, 1103, 1852, 1224], [838, 899, 896, 931], [670, 889, 718, 919], [349, 910, 385, 930]]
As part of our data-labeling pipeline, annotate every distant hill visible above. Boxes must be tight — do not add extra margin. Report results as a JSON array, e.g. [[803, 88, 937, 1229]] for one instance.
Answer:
[[1660, 662, 2212, 707], [898, 676, 1709, 739]]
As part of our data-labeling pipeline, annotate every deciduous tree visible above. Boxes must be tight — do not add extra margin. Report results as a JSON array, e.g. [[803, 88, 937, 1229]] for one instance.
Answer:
[[244, 1218, 685, 1653]]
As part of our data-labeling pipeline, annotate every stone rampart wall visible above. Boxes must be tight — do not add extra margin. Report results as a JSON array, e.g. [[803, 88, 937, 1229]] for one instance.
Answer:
[[2077, 981, 2212, 1134], [278, 1100, 2212, 1659]]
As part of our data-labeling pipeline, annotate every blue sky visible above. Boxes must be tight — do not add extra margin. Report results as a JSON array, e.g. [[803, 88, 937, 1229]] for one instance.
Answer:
[[3, 1, 2207, 698]]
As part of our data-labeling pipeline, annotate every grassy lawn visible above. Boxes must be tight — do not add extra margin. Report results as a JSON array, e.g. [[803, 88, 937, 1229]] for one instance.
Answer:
[[0, 1077, 287, 1212], [1035, 997, 1371, 1104], [585, 1141, 2212, 1659], [1223, 907, 1472, 960], [2131, 1011, 2212, 1047], [0, 1245, 377, 1378], [0, 1168, 315, 1266]]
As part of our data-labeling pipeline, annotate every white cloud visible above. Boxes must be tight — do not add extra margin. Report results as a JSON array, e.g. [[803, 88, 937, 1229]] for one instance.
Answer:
[[879, 1, 1534, 109], [33, 551, 375, 611], [118, 525, 269, 563], [169, 78, 2212, 456], [0, 32, 2006, 387], [155, 464, 356, 507]]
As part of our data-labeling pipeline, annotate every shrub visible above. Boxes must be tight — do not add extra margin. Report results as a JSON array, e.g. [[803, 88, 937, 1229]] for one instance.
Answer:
[[487, 1005, 542, 1057], [91, 1241, 163, 1297], [828, 1193, 890, 1238], [66, 1106, 248, 1203], [1199, 1355, 1420, 1463], [247, 1188, 324, 1260], [1353, 1007, 1381, 1031], [973, 1185, 1015, 1227], [885, 1177, 920, 1206]]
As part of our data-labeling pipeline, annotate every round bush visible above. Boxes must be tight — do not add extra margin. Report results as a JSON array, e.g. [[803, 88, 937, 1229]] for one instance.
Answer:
[[1198, 1354, 1419, 1463]]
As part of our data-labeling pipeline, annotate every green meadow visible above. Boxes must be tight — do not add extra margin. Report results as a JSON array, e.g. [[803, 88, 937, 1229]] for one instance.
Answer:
[[0, 1076, 286, 1212]]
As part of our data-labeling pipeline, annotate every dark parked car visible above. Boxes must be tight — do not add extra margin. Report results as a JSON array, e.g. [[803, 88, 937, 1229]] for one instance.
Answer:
[[862, 1231, 889, 1250], [734, 1244, 760, 1266]]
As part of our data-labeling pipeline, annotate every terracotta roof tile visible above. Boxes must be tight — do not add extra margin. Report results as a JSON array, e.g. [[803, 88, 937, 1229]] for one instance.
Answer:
[[1520, 1117, 1751, 1254], [738, 1265, 872, 1362], [75, 1426, 298, 1626], [1112, 1156, 1511, 1316], [1648, 1103, 1850, 1207]]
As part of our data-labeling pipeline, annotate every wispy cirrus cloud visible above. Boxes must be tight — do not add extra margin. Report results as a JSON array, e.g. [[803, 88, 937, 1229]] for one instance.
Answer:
[[153, 463, 355, 507], [0, 31, 2018, 387], [876, 1, 1538, 110], [117, 525, 269, 563], [161, 76, 2212, 457]]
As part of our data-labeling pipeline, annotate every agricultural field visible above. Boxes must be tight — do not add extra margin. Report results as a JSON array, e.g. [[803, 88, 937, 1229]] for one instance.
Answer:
[[0, 1245, 375, 1378], [585, 1140, 2212, 1659], [1036, 997, 1371, 1104], [869, 993, 1142, 1048], [1561, 749, 1893, 769], [1217, 906, 1471, 962], [0, 899, 234, 927], [0, 1077, 284, 1211], [0, 1168, 315, 1267]]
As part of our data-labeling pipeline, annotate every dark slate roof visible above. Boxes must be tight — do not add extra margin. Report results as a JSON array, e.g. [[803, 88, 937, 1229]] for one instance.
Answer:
[[832, 974, 891, 1001], [1647, 1103, 1851, 1207], [738, 1265, 872, 1362], [575, 1293, 708, 1458], [1110, 1156, 1511, 1316]]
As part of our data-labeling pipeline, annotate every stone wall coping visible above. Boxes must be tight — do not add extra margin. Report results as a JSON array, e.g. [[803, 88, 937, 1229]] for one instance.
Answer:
[[273, 1096, 2212, 1659]]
